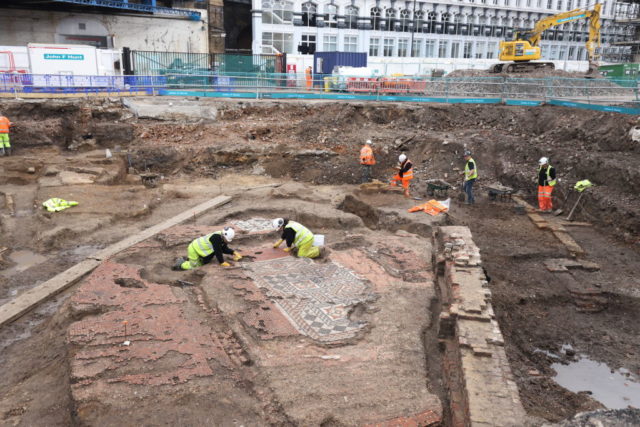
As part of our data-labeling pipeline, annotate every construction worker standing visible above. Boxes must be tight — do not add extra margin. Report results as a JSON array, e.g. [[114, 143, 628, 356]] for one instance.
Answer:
[[537, 157, 557, 212], [462, 151, 477, 204], [305, 66, 313, 90], [173, 227, 242, 270], [359, 139, 376, 183], [0, 112, 12, 156], [272, 218, 320, 259], [390, 153, 413, 198]]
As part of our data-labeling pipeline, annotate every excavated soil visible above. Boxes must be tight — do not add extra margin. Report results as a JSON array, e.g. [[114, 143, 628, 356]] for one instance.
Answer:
[[1, 98, 639, 425]]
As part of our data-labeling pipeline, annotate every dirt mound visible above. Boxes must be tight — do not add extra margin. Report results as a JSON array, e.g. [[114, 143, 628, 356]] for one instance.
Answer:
[[447, 68, 596, 79]]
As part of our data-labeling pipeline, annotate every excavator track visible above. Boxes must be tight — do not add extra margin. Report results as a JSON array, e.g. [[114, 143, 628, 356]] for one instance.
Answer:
[[491, 62, 556, 73]]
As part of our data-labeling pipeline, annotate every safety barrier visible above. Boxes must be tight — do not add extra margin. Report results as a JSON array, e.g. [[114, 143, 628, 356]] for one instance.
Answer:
[[1, 72, 639, 114]]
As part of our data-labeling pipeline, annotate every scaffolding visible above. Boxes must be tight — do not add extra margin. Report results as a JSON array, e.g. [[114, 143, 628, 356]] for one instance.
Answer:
[[601, 0, 640, 62]]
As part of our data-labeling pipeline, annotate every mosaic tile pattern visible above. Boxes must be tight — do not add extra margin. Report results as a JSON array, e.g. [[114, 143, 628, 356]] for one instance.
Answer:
[[243, 257, 376, 342], [232, 218, 274, 233]]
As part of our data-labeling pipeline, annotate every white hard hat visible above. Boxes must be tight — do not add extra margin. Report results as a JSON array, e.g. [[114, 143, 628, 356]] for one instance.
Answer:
[[539, 157, 549, 165], [366, 139, 372, 145], [222, 226, 235, 242], [399, 153, 407, 163], [272, 218, 284, 229]]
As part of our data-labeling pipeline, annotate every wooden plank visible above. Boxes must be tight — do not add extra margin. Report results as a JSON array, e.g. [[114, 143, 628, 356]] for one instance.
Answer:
[[552, 230, 585, 255], [514, 195, 585, 255], [0, 195, 231, 328], [0, 259, 101, 327], [558, 221, 592, 227], [91, 195, 231, 260]]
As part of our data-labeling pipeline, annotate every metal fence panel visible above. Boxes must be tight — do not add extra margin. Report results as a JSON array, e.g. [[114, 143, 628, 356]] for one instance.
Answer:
[[214, 53, 286, 74], [1, 72, 638, 112], [132, 51, 211, 76]]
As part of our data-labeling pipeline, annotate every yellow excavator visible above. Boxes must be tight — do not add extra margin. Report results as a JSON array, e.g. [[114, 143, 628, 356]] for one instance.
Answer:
[[491, 3, 602, 74]]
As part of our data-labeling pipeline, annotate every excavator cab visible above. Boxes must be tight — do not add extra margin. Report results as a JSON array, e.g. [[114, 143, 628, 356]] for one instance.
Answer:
[[499, 29, 542, 63]]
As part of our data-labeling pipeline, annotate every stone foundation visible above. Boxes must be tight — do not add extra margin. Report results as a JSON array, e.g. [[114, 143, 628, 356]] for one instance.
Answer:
[[435, 226, 527, 426]]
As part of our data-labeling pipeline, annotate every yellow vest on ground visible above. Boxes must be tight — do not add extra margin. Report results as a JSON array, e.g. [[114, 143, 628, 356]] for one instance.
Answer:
[[42, 198, 78, 212]]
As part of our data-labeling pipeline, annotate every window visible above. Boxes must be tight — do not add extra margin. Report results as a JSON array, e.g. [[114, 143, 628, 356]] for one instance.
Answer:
[[486, 42, 497, 58], [369, 38, 380, 56], [299, 34, 316, 54], [262, 32, 293, 53], [302, 2, 317, 27], [550, 45, 559, 59], [566, 0, 571, 8], [451, 41, 461, 58], [453, 14, 462, 35], [262, 0, 294, 24], [568, 45, 576, 59], [527, 0, 532, 6], [516, 0, 521, 7], [323, 34, 337, 51], [438, 40, 449, 57], [547, 0, 552, 8], [345, 5, 359, 29], [411, 39, 422, 57], [415, 10, 425, 33], [400, 9, 411, 32], [398, 39, 409, 56], [371, 7, 382, 30], [463, 41, 472, 58], [475, 41, 485, 58], [383, 38, 394, 56], [425, 40, 436, 57], [540, 43, 549, 58], [559, 45, 567, 59], [325, 4, 338, 28], [537, 0, 542, 6], [385, 8, 396, 31], [557, 0, 562, 10], [344, 35, 358, 52]]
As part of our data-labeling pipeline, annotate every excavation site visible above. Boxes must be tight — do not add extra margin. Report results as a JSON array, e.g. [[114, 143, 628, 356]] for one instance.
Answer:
[[1, 98, 639, 426]]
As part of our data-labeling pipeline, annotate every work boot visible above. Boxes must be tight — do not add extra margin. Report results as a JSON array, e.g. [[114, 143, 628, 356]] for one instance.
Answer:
[[171, 257, 186, 271], [6, 147, 11, 156], [0, 148, 5, 156]]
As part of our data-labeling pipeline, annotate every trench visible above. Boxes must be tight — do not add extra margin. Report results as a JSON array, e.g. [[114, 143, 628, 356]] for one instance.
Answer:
[[2, 98, 640, 424]]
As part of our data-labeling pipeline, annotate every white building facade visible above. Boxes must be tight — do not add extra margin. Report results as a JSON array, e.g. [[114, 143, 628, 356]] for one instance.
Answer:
[[252, 0, 625, 73]]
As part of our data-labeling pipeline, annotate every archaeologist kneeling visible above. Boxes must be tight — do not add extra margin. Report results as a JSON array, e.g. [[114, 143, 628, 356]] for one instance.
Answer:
[[174, 226, 242, 270], [272, 218, 320, 259]]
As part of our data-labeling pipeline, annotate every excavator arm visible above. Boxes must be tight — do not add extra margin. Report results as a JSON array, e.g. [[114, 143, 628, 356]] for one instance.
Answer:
[[526, 3, 601, 51]]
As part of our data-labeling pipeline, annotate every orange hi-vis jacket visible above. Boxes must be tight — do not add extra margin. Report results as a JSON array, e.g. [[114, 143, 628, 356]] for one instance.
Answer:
[[360, 145, 376, 165], [399, 159, 413, 179], [0, 116, 11, 133]]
